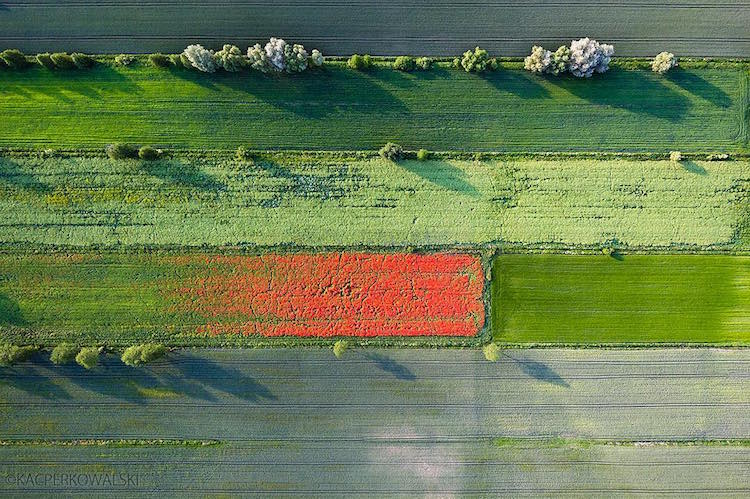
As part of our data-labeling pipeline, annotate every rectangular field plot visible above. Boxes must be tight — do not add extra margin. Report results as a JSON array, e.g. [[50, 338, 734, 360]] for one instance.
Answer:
[[0, 66, 745, 152], [0, 253, 484, 345], [0, 1, 748, 57], [493, 255, 750, 344], [2, 156, 748, 249], [1, 441, 747, 496]]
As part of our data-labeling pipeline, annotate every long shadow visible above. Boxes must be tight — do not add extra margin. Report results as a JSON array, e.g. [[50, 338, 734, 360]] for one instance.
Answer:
[[140, 159, 226, 192], [172, 353, 276, 402], [172, 66, 408, 119], [0, 292, 26, 326], [681, 160, 708, 176], [550, 68, 691, 122], [667, 70, 732, 108], [400, 160, 479, 196], [506, 354, 569, 388], [0, 158, 51, 193], [482, 70, 551, 99], [0, 364, 72, 400], [361, 352, 417, 381]]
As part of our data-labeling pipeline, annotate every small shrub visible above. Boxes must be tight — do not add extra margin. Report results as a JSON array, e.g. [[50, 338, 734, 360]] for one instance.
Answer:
[[602, 246, 615, 256], [36, 53, 56, 70], [169, 54, 182, 67], [121, 343, 167, 366], [347, 54, 373, 70], [310, 49, 324, 67], [549, 45, 571, 75], [706, 153, 729, 161], [415, 57, 432, 70], [236, 145, 253, 161], [0, 344, 36, 366], [379, 142, 403, 161], [332, 340, 349, 359], [138, 145, 159, 161], [106, 142, 138, 160], [115, 54, 136, 67], [71, 52, 95, 69], [149, 53, 171, 68], [76, 347, 99, 370], [482, 343, 500, 362], [393, 55, 415, 71], [50, 343, 79, 365], [670, 151, 682, 162], [461, 46, 489, 73], [1, 49, 28, 69], [652, 51, 677, 74], [416, 148, 429, 161], [50, 52, 76, 70], [215, 44, 245, 72], [488, 58, 499, 71], [182, 44, 217, 73]]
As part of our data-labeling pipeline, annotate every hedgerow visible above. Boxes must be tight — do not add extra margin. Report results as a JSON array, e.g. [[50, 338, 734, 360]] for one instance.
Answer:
[[50, 52, 76, 70], [75, 347, 99, 370], [1, 49, 28, 69], [50, 343, 79, 365], [121, 344, 167, 366], [0, 345, 36, 366]]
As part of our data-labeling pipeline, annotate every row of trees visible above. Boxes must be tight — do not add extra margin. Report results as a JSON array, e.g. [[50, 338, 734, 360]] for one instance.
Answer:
[[524, 38, 614, 77], [181, 38, 324, 73], [0, 49, 94, 70], [0, 343, 167, 370]]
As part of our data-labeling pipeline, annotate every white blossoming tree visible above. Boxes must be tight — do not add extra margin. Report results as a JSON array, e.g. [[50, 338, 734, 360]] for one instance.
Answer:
[[524, 46, 552, 73], [310, 49, 324, 67], [568, 37, 614, 78], [247, 38, 318, 73], [181, 44, 217, 73], [652, 51, 677, 74]]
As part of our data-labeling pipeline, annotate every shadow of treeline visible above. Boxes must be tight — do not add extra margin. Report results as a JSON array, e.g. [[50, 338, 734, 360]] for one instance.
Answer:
[[399, 160, 479, 196], [0, 158, 50, 193]]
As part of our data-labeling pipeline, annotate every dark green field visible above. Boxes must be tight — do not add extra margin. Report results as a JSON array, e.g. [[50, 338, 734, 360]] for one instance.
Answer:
[[0, 1, 748, 57], [0, 64, 746, 151], [493, 255, 750, 344]]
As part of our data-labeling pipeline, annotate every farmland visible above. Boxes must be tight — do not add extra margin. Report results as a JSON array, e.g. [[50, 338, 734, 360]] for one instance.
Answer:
[[0, 348, 747, 495], [2, 155, 748, 249], [0, 252, 485, 346], [493, 254, 750, 344], [0, 64, 746, 151], [0, 1, 749, 57]]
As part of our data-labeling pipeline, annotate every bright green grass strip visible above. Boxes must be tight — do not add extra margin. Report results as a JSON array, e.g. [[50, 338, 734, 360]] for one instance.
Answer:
[[0, 64, 746, 151], [1, 155, 748, 249], [492, 254, 750, 344]]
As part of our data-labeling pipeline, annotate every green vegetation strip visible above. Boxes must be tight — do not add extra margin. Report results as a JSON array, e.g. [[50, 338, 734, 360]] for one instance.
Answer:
[[493, 254, 750, 344], [2, 155, 748, 249], [0, 64, 746, 151]]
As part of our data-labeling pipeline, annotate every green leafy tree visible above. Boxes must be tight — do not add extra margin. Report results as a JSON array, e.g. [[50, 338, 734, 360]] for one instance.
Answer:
[[461, 46, 489, 73], [417, 148, 429, 161], [332, 340, 349, 359], [149, 53, 171, 68], [482, 343, 500, 362], [50, 344, 79, 365], [76, 347, 100, 370], [138, 145, 159, 161], [50, 52, 76, 70], [106, 143, 137, 160], [393, 56, 415, 71], [415, 57, 432, 70], [347, 54, 373, 70], [121, 343, 167, 366], [379, 142, 403, 161], [36, 53, 56, 70], [71, 52, 95, 69], [1, 49, 28, 69], [215, 44, 245, 72], [0, 344, 36, 366]]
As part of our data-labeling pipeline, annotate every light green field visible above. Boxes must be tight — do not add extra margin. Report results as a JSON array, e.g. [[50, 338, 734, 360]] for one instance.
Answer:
[[493, 254, 750, 344], [0, 64, 746, 151], [2, 155, 748, 249]]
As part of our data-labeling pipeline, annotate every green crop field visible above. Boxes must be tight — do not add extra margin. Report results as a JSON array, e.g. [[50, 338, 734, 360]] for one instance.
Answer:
[[0, 1, 748, 57], [493, 254, 750, 344], [0, 64, 746, 151], [2, 155, 748, 249]]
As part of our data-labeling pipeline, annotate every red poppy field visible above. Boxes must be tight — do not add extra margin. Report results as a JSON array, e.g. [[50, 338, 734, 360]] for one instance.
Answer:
[[171, 253, 485, 337]]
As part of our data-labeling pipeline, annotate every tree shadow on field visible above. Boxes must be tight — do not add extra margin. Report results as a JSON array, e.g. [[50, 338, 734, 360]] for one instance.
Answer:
[[0, 365, 73, 400], [399, 160, 480, 197], [171, 353, 277, 402], [550, 68, 691, 122], [666, 69, 733, 108], [171, 66, 408, 120], [0, 158, 51, 194], [681, 160, 707, 176], [504, 353, 569, 388], [0, 293, 26, 326], [140, 159, 226, 192], [360, 352, 417, 381], [482, 70, 551, 99]]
